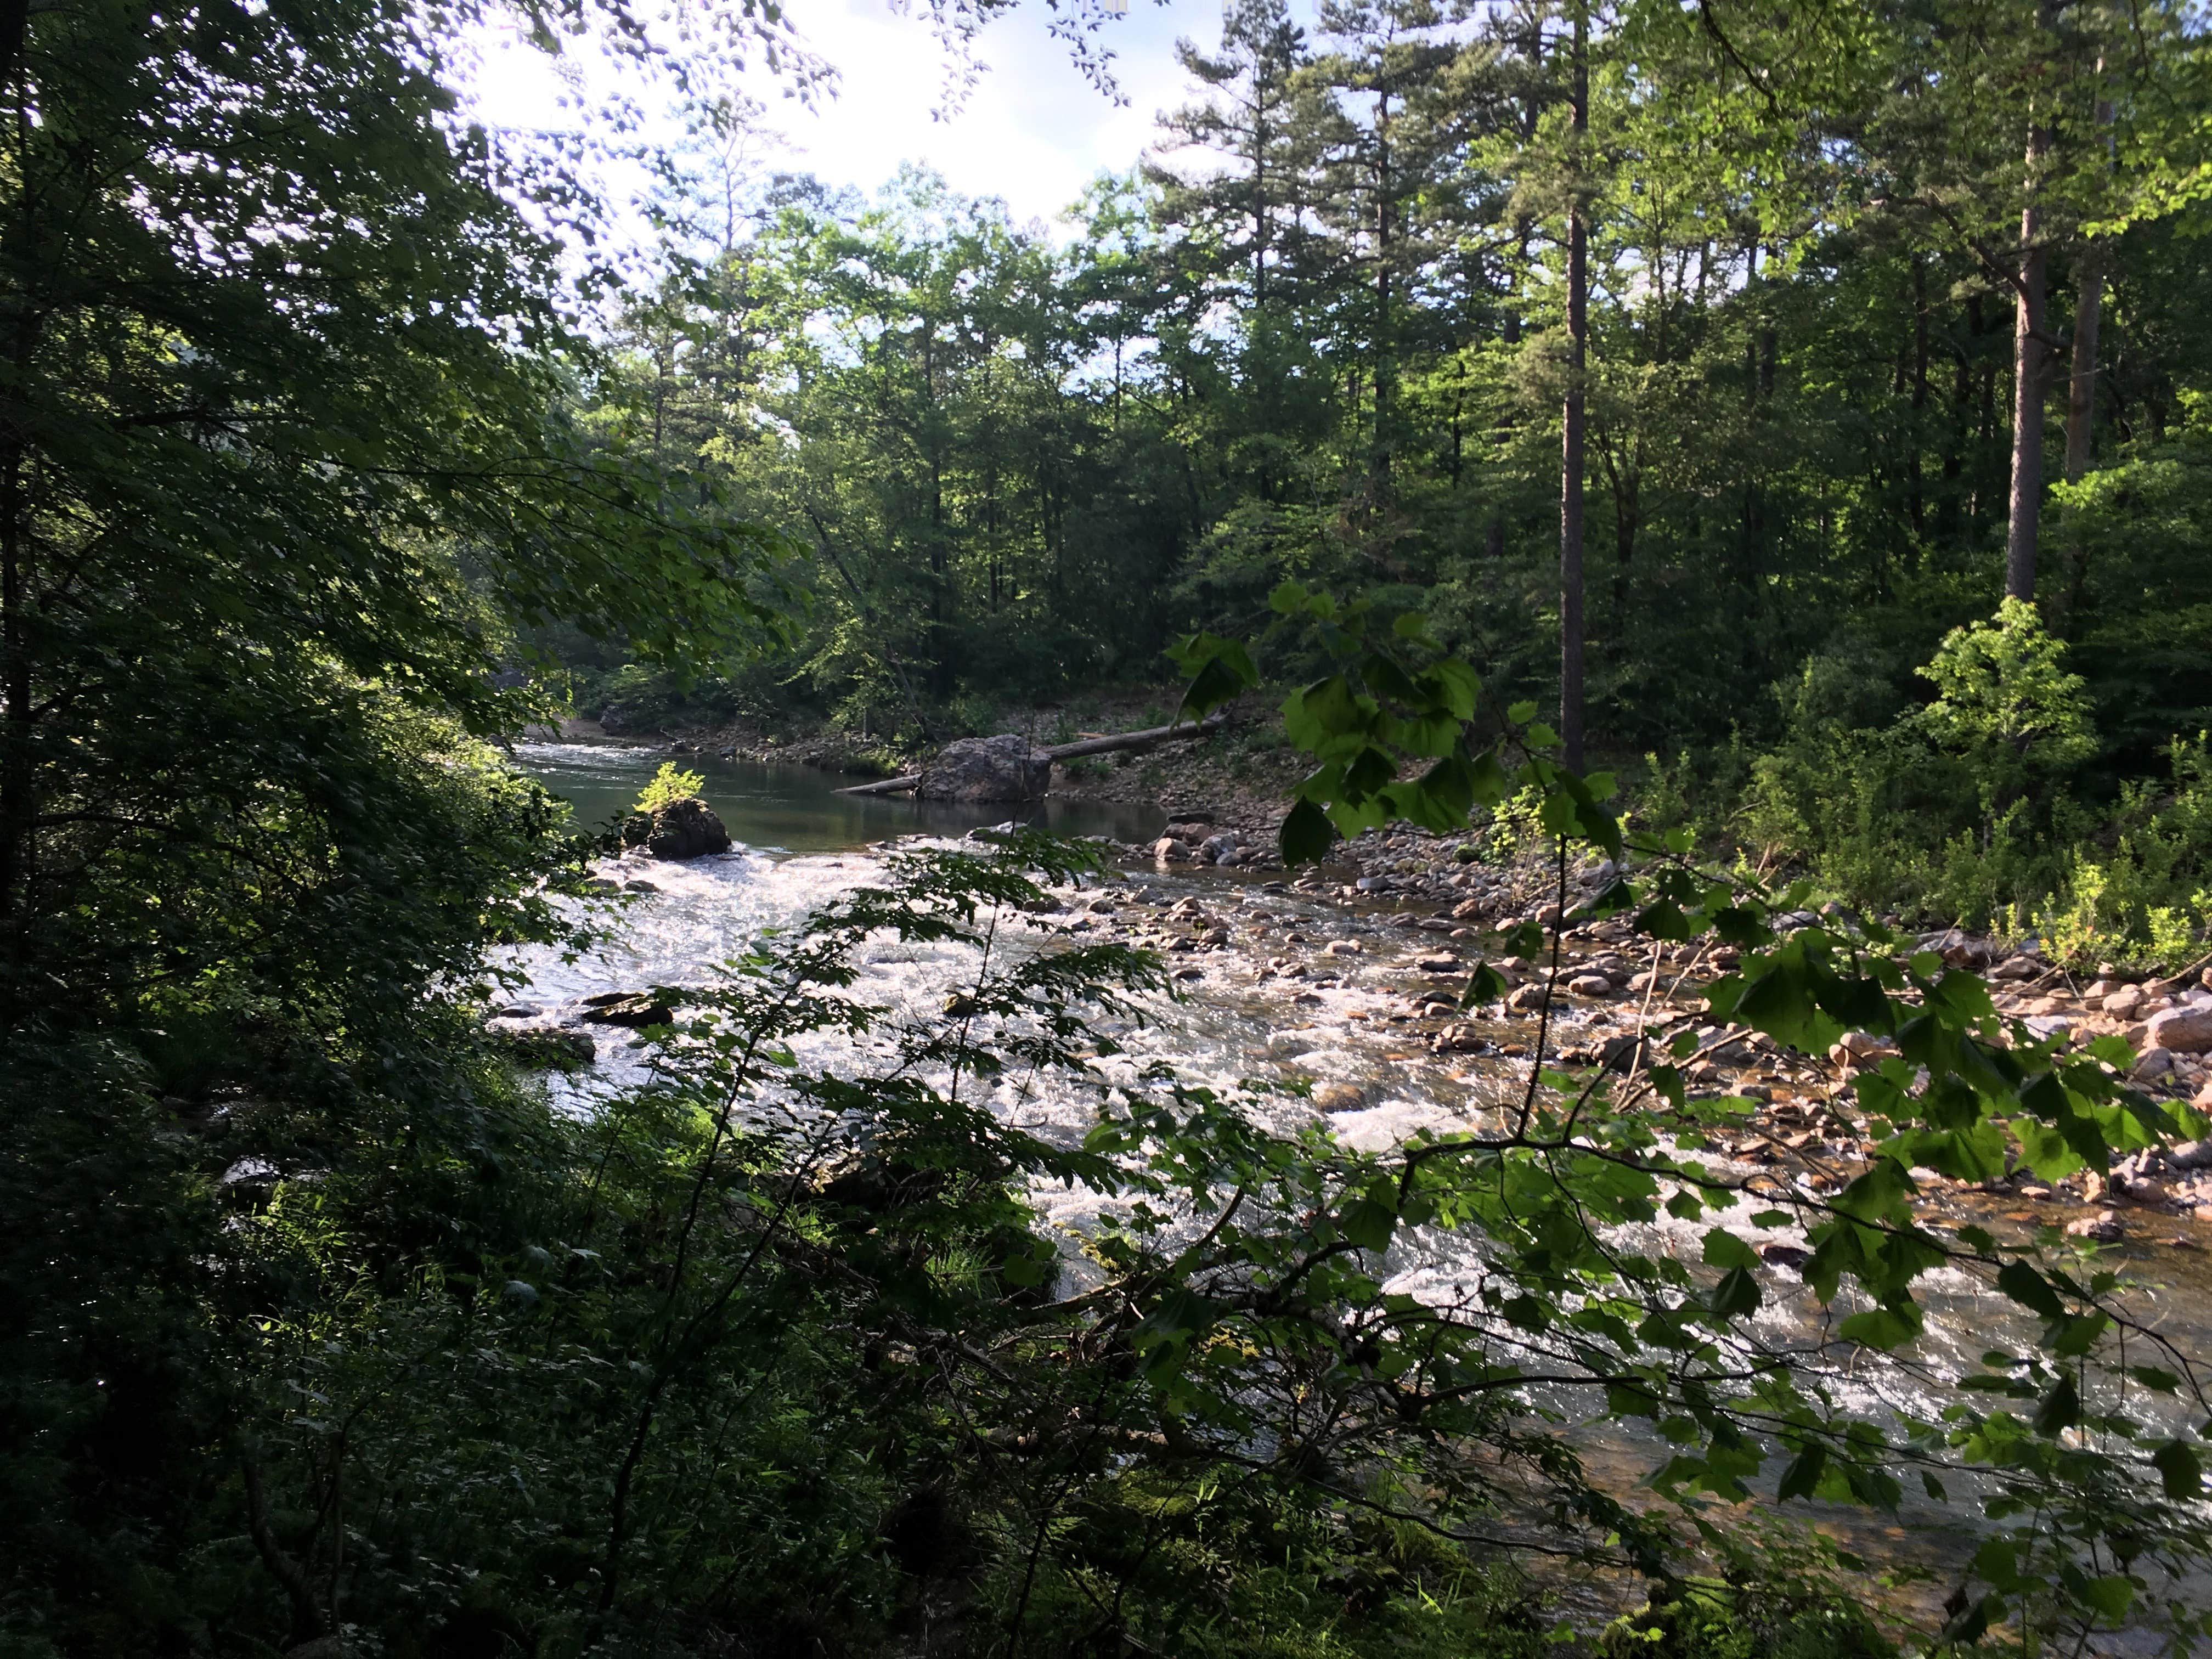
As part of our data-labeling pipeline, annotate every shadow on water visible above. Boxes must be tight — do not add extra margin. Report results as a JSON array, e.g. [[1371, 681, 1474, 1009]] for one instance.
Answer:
[[510, 740, 1166, 853]]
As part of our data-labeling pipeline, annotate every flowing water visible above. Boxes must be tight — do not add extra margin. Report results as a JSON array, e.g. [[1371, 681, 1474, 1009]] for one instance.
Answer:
[[503, 740, 2212, 1646]]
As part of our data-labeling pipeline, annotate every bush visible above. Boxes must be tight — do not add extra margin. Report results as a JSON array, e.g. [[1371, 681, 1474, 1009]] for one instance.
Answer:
[[635, 761, 706, 812], [2034, 733, 2212, 968], [1745, 601, 2102, 927]]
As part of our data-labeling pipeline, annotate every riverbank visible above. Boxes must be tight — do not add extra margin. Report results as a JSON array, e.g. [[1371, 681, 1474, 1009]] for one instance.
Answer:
[[528, 714, 2212, 1215], [503, 758, 2212, 1652]]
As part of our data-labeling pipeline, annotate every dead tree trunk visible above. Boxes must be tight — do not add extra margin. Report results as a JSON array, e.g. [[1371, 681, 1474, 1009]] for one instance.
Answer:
[[837, 714, 1229, 797]]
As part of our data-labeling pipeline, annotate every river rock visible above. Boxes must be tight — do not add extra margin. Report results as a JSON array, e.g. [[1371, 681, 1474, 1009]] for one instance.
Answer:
[[1326, 939, 1362, 956], [1153, 836, 1190, 863], [1312, 1082, 1365, 1112], [580, 991, 675, 1028], [2065, 1209, 2124, 1243], [915, 734, 1053, 802], [2136, 1047, 2177, 1079], [622, 797, 732, 860], [2146, 1005, 2212, 1054], [1566, 973, 1613, 997]]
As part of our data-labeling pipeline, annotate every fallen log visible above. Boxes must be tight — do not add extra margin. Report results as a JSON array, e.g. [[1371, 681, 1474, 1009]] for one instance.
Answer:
[[1042, 713, 1227, 761], [834, 713, 1229, 797]]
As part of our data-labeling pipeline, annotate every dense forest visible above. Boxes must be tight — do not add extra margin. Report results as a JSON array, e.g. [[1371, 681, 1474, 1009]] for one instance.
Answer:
[[575, 0, 2212, 953], [9, 3, 2212, 1658]]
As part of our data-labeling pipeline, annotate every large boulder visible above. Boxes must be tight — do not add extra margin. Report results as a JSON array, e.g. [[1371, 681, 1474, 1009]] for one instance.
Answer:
[[2146, 1003, 2212, 1054], [620, 796, 731, 859], [914, 735, 1052, 803]]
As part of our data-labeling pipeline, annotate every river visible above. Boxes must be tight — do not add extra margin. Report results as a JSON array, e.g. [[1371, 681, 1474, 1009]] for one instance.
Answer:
[[503, 738, 2212, 1648]]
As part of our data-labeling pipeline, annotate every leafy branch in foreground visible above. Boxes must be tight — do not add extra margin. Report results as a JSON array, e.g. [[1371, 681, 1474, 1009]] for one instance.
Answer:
[[1167, 588, 2212, 1652]]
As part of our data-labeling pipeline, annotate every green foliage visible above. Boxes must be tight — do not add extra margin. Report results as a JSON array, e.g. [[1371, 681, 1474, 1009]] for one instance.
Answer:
[[634, 761, 707, 812], [1911, 599, 2098, 809], [1742, 607, 2106, 928], [2035, 734, 2212, 969], [11, 1, 2212, 1655], [1186, 605, 2212, 1656]]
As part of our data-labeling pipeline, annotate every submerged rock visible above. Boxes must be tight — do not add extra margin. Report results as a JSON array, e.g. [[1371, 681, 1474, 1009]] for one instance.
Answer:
[[579, 991, 675, 1028], [2066, 1209, 2125, 1243]]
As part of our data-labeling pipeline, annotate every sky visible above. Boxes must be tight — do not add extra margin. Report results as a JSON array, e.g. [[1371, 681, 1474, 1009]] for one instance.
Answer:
[[465, 0, 1240, 235]]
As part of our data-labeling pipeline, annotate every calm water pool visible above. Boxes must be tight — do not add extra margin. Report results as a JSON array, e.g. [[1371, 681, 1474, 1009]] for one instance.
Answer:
[[510, 740, 1165, 852]]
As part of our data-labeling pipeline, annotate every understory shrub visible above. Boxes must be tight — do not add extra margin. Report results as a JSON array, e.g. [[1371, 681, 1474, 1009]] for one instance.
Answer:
[[2034, 733, 2212, 969], [1741, 600, 2183, 939]]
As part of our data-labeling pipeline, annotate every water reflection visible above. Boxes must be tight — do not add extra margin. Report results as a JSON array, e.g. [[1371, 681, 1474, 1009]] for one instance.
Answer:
[[510, 739, 1166, 853]]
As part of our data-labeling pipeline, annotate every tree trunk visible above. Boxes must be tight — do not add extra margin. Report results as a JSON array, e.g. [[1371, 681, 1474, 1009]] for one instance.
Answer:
[[2060, 84, 2114, 621], [1559, 2, 1588, 772], [2004, 11, 2058, 603], [2065, 86, 2113, 484], [837, 714, 1229, 796], [2064, 248, 2102, 485], [1910, 258, 1928, 540], [2004, 205, 2047, 603]]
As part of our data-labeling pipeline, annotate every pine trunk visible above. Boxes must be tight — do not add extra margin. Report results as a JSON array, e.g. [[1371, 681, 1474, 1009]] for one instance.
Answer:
[[1559, 4, 1588, 771]]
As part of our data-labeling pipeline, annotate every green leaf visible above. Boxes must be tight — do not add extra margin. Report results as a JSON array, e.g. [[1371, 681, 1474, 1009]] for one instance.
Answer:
[[1339, 1198, 1396, 1253], [1500, 921, 1545, 957], [1460, 963, 1508, 1007], [2079, 1575, 2136, 1620], [2032, 1371, 2082, 1436], [1838, 1304, 1923, 1349], [1171, 632, 1259, 719], [1996, 1259, 2067, 1321], [2153, 1438, 2203, 1499], [1707, 1266, 1760, 1318], [1279, 798, 1336, 866], [1701, 1228, 1760, 1271], [1711, 907, 1771, 947], [1776, 1444, 1827, 1502]]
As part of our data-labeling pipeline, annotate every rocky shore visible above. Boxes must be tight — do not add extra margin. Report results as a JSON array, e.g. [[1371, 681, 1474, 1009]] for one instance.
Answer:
[[498, 814, 2212, 1252], [1064, 848, 2212, 1243]]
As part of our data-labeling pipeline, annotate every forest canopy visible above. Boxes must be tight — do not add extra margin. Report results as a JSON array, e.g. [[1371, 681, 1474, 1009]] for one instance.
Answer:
[[7, 2, 2212, 1658], [566, 0, 2212, 943]]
